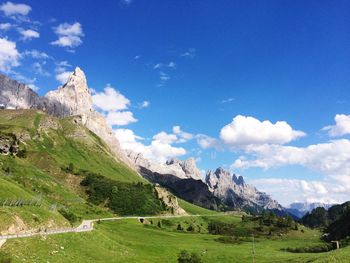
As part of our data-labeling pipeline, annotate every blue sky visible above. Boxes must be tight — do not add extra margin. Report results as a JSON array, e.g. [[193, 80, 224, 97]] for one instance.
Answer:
[[1, 0, 350, 205]]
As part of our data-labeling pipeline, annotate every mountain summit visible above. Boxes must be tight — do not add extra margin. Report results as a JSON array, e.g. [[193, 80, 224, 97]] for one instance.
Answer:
[[0, 68, 132, 167]]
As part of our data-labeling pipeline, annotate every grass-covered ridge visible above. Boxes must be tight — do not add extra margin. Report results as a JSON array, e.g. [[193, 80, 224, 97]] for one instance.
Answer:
[[0, 109, 159, 233]]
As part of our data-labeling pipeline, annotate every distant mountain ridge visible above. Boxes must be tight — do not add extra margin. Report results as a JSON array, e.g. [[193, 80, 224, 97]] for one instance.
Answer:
[[127, 150, 284, 213], [287, 202, 334, 218]]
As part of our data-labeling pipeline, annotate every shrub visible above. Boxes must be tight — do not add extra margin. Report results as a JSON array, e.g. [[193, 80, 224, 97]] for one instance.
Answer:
[[177, 250, 202, 263]]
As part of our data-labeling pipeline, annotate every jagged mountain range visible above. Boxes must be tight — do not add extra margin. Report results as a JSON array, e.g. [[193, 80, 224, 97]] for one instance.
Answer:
[[286, 202, 334, 218], [1, 68, 284, 214]]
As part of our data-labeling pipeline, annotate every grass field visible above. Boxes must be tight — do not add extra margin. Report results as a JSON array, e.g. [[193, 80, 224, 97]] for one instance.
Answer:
[[1, 215, 348, 263]]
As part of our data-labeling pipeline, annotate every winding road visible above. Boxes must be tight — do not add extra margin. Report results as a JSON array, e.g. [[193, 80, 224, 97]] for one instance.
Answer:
[[0, 213, 232, 244]]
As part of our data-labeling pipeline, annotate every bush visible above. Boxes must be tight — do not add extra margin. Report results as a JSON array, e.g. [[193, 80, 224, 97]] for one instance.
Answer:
[[177, 250, 202, 263]]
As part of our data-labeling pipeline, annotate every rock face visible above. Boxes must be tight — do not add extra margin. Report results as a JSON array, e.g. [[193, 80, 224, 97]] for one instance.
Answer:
[[205, 167, 282, 211], [154, 185, 187, 215], [0, 74, 41, 109], [127, 151, 220, 210], [126, 151, 202, 181], [0, 69, 132, 167], [127, 150, 282, 212]]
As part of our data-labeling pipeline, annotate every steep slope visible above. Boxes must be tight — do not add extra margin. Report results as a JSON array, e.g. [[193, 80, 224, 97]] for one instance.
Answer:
[[0, 109, 178, 234]]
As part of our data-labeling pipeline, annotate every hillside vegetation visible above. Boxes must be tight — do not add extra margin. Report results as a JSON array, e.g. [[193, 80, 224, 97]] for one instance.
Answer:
[[0, 109, 167, 233]]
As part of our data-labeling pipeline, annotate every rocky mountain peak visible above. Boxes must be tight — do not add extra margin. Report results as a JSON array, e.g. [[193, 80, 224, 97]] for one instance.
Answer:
[[0, 69, 134, 169], [64, 67, 89, 94]]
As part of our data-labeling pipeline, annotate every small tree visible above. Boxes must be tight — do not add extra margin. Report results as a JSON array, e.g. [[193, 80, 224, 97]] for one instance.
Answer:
[[67, 162, 74, 173]]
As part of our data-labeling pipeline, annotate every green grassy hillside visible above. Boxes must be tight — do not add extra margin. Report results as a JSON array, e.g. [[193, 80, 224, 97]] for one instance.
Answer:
[[1, 215, 347, 263], [0, 109, 163, 233], [1, 109, 348, 262]]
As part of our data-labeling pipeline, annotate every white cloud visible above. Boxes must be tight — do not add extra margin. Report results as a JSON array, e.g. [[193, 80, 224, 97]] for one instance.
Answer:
[[106, 111, 137, 126], [0, 2, 31, 16], [196, 134, 221, 150], [139, 100, 150, 108], [55, 71, 71, 84], [154, 61, 177, 70], [51, 22, 84, 49], [0, 23, 12, 31], [232, 139, 350, 201], [0, 37, 20, 72], [19, 28, 39, 40], [153, 131, 178, 144], [159, 71, 170, 81], [92, 85, 130, 111], [115, 128, 186, 163], [181, 48, 196, 58], [322, 114, 350, 137], [172, 125, 194, 143], [220, 115, 306, 147], [249, 178, 338, 206], [23, 49, 50, 59]]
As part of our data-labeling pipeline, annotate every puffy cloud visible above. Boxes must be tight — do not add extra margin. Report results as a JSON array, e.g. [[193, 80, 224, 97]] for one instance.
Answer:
[[322, 114, 350, 137], [55, 71, 71, 84], [0, 37, 20, 72], [0, 2, 31, 16], [153, 131, 178, 144], [220, 115, 306, 147], [19, 29, 39, 40], [92, 85, 130, 111], [173, 126, 194, 143], [232, 139, 350, 202], [249, 178, 338, 206], [106, 111, 137, 126], [0, 23, 12, 31], [92, 85, 137, 127], [51, 22, 84, 49], [114, 128, 186, 163]]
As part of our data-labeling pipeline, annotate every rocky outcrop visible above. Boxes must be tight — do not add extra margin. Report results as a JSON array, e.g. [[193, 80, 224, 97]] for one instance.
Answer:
[[0, 132, 18, 156], [155, 185, 187, 215], [205, 167, 282, 211], [0, 69, 133, 168]]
